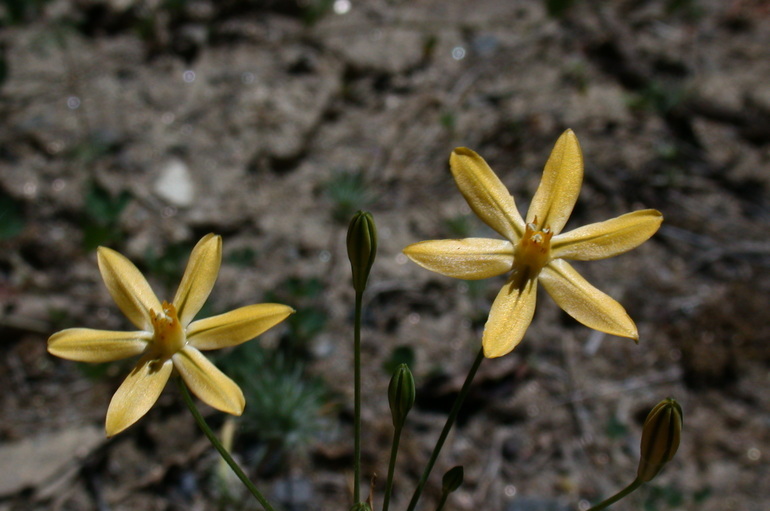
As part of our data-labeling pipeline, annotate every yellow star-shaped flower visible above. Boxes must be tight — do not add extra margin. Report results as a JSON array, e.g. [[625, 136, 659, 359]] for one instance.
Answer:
[[48, 234, 294, 436], [404, 130, 662, 358]]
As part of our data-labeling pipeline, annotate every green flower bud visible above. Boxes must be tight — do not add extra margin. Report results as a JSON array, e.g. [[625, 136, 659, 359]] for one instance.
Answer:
[[347, 211, 377, 293], [637, 397, 683, 482], [442, 465, 464, 494], [388, 363, 416, 429], [349, 503, 372, 511]]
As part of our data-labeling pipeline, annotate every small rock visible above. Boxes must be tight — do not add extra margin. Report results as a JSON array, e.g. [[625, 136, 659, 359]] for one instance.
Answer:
[[154, 158, 195, 207], [0, 425, 103, 497]]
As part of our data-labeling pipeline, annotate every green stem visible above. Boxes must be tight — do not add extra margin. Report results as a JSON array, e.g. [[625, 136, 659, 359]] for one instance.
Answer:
[[405, 347, 485, 511], [586, 478, 643, 511], [382, 424, 403, 511], [434, 492, 449, 511], [176, 377, 276, 511], [353, 290, 364, 503]]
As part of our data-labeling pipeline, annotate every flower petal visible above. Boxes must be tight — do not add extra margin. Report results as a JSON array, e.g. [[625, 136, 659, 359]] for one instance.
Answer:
[[173, 234, 222, 327], [450, 148, 525, 241], [105, 355, 173, 436], [540, 259, 638, 340], [403, 238, 514, 280], [173, 346, 245, 415], [48, 328, 150, 363], [187, 303, 295, 350], [98, 247, 162, 331], [526, 129, 583, 235], [551, 209, 663, 260], [482, 277, 538, 358]]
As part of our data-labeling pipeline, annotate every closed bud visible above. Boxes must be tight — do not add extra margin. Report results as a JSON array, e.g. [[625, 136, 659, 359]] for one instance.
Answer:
[[388, 363, 415, 429], [349, 503, 371, 511], [442, 465, 464, 494], [637, 397, 683, 482], [347, 211, 377, 293]]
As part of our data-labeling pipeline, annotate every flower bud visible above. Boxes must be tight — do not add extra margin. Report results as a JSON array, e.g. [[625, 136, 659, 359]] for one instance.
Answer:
[[388, 363, 415, 429], [347, 211, 377, 293], [442, 465, 464, 494], [349, 503, 371, 511], [637, 397, 683, 482]]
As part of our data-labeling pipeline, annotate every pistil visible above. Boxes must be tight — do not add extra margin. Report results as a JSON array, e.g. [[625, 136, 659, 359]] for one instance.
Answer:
[[149, 301, 186, 358], [512, 218, 553, 287]]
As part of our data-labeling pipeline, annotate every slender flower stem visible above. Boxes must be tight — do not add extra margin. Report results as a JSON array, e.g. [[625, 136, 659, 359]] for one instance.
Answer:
[[586, 478, 643, 511], [406, 347, 485, 511], [176, 377, 276, 511], [434, 491, 449, 511], [382, 424, 403, 511], [353, 290, 364, 503]]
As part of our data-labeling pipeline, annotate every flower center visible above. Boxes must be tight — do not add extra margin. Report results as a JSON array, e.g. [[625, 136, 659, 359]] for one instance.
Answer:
[[512, 218, 553, 285], [149, 301, 186, 358]]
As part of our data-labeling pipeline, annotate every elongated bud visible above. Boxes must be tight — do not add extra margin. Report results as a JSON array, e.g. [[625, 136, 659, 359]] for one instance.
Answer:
[[442, 465, 464, 494], [388, 363, 415, 429], [637, 397, 683, 482], [347, 211, 377, 293]]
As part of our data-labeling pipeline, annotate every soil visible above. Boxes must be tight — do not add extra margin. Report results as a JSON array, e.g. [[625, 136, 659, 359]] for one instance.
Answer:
[[1, 1, 769, 510]]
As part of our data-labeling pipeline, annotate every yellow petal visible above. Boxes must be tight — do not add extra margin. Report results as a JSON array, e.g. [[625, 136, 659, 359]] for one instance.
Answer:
[[551, 209, 663, 260], [540, 259, 638, 340], [187, 303, 295, 350], [98, 247, 162, 331], [526, 129, 583, 235], [48, 328, 150, 362], [173, 346, 245, 415], [450, 148, 525, 241], [173, 234, 222, 327], [403, 238, 514, 280], [482, 277, 538, 358], [105, 355, 173, 436]]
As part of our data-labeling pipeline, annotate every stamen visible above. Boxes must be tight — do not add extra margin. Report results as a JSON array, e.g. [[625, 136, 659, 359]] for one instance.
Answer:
[[149, 301, 186, 357], [512, 217, 553, 284]]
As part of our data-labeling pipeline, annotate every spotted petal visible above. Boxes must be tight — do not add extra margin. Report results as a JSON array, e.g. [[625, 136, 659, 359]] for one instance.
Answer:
[[482, 277, 538, 358], [98, 247, 162, 331], [48, 328, 150, 363], [403, 238, 514, 280], [540, 259, 638, 340], [187, 303, 295, 350], [105, 355, 173, 436], [526, 130, 583, 234], [450, 148, 525, 242], [173, 234, 222, 327], [173, 346, 245, 416], [551, 209, 663, 261]]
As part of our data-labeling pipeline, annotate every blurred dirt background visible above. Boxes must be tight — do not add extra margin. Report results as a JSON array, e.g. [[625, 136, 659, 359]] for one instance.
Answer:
[[1, 0, 769, 510]]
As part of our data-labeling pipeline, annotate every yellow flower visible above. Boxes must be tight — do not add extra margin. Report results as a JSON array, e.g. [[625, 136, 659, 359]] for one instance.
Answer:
[[48, 234, 294, 436], [404, 130, 662, 358]]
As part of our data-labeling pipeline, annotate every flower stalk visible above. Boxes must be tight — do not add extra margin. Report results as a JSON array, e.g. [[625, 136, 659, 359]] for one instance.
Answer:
[[406, 348, 484, 511], [176, 377, 276, 511], [383, 364, 415, 511], [585, 478, 643, 511], [353, 289, 363, 503], [436, 466, 464, 511], [347, 211, 378, 504]]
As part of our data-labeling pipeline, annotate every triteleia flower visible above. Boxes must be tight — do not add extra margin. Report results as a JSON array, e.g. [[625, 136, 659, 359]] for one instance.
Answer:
[[48, 234, 294, 436], [404, 130, 662, 358]]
